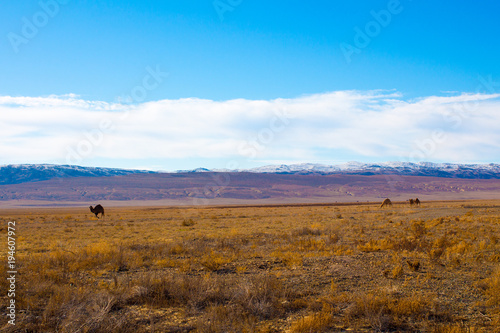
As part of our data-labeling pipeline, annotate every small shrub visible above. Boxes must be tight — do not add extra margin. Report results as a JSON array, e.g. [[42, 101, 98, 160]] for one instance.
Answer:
[[482, 267, 500, 307], [291, 226, 322, 237], [272, 250, 303, 268], [125, 273, 231, 310], [182, 218, 196, 226], [358, 239, 381, 252], [429, 247, 444, 261], [168, 242, 188, 255], [199, 251, 233, 271], [196, 305, 258, 333], [40, 287, 135, 333], [391, 264, 404, 278], [344, 291, 451, 331], [326, 230, 340, 244], [290, 304, 335, 332], [406, 260, 421, 272], [234, 273, 286, 319], [410, 220, 427, 239]]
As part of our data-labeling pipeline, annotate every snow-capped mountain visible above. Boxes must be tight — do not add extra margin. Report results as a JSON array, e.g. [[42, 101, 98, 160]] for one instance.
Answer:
[[1, 162, 500, 203], [0, 164, 156, 185], [179, 161, 500, 178], [175, 167, 212, 173], [1, 162, 499, 186], [243, 162, 500, 179]]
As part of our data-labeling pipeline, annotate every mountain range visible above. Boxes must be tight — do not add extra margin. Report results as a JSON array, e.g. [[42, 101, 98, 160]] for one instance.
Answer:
[[0, 164, 154, 185], [1, 162, 499, 186], [239, 162, 500, 178], [1, 163, 500, 206]]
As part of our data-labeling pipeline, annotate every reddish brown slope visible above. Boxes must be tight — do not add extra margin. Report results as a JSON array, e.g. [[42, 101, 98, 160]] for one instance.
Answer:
[[1, 172, 500, 206]]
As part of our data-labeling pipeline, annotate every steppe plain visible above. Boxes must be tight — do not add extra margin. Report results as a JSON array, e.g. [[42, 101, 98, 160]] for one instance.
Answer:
[[1, 199, 500, 332]]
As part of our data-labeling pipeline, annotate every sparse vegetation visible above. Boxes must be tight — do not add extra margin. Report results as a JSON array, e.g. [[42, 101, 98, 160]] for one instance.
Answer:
[[1, 200, 500, 331]]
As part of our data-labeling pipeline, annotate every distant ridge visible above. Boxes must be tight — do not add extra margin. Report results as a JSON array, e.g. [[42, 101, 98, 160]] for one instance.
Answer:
[[178, 161, 500, 178], [240, 162, 500, 179], [1, 162, 499, 186], [0, 164, 155, 185]]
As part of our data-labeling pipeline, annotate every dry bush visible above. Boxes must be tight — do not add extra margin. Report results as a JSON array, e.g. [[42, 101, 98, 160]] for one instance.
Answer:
[[481, 267, 500, 307], [234, 273, 286, 319], [289, 304, 335, 333], [406, 260, 421, 272], [124, 273, 231, 310], [167, 242, 190, 255], [54, 292, 131, 333], [291, 226, 322, 237], [424, 323, 481, 333], [182, 218, 196, 226], [445, 241, 473, 262], [10, 285, 139, 333], [390, 234, 430, 253], [272, 250, 303, 268], [291, 238, 328, 252], [384, 263, 404, 279], [195, 305, 258, 333], [428, 247, 445, 262], [121, 271, 288, 320], [358, 237, 393, 252], [344, 292, 394, 331], [325, 230, 340, 244], [358, 239, 382, 252], [198, 251, 233, 271], [410, 220, 427, 239], [344, 291, 452, 331]]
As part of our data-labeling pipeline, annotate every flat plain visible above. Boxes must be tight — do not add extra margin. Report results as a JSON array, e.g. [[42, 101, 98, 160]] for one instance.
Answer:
[[1, 200, 500, 332]]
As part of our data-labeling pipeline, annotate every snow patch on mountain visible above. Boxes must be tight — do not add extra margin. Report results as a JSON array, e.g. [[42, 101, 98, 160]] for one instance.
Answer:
[[243, 162, 500, 178]]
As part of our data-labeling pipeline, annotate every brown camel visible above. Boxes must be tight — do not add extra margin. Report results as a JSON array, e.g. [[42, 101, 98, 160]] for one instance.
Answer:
[[408, 198, 415, 206], [380, 198, 392, 208], [415, 198, 421, 206], [89, 204, 105, 219]]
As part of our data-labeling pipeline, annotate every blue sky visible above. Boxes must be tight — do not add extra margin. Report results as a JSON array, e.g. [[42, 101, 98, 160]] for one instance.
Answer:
[[1, 1, 500, 170]]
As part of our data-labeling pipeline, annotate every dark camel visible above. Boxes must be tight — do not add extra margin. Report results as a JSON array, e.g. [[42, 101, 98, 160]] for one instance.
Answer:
[[89, 204, 105, 219], [380, 198, 392, 208], [408, 198, 421, 207]]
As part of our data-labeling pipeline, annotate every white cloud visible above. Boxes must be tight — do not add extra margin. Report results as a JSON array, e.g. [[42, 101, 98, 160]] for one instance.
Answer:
[[0, 91, 499, 167]]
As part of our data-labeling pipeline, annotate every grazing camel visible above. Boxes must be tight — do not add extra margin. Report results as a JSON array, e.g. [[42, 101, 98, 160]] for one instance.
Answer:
[[408, 198, 415, 206], [380, 198, 392, 208], [89, 204, 105, 219], [415, 198, 421, 207]]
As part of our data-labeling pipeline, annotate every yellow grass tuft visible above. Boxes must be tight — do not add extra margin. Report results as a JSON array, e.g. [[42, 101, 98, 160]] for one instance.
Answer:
[[289, 304, 335, 333], [199, 250, 234, 271]]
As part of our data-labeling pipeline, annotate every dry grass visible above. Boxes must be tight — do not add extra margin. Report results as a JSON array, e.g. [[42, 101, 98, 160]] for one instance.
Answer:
[[1, 200, 500, 331]]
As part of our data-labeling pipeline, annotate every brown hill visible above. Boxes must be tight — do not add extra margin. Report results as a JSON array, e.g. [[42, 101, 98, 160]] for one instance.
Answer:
[[1, 172, 500, 207]]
